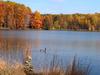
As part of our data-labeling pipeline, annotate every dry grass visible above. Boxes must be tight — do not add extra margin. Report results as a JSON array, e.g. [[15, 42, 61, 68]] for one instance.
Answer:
[[65, 56, 91, 75], [42, 55, 64, 75], [0, 56, 91, 75], [39, 56, 91, 75], [0, 59, 25, 75]]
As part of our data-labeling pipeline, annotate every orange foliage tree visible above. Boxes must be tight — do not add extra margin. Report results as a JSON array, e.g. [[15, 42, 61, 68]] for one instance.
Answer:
[[0, 2, 5, 28], [0, 1, 32, 29], [30, 11, 42, 29]]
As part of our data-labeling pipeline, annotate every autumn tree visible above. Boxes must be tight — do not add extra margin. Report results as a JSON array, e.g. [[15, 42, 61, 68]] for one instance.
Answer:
[[0, 1, 100, 31], [15, 4, 28, 29], [42, 14, 53, 30], [0, 1, 31, 29], [0, 2, 5, 28], [30, 11, 42, 29]]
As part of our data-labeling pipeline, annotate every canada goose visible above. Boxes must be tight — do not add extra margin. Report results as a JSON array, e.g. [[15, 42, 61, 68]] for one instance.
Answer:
[[40, 48, 47, 53]]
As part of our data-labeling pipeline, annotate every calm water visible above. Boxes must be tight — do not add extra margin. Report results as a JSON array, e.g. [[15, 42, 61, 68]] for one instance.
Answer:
[[0, 31, 100, 75]]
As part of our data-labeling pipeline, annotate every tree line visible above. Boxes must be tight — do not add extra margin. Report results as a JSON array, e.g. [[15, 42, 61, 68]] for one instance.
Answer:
[[0, 1, 100, 31], [43, 14, 100, 31]]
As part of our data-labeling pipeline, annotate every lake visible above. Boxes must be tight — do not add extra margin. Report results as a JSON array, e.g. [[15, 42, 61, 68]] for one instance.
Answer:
[[0, 31, 100, 75]]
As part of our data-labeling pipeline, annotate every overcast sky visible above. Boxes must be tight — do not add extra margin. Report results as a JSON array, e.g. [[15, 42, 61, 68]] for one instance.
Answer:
[[13, 0, 100, 14]]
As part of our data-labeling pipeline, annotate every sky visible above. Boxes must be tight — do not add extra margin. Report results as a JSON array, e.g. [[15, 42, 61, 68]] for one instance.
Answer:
[[12, 0, 100, 14]]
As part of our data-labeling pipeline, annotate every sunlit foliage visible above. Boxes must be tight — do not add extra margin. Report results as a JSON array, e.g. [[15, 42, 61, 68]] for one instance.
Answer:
[[0, 1, 100, 31]]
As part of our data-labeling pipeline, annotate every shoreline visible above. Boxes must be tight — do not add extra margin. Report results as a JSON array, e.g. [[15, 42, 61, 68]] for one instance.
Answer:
[[0, 29, 99, 32]]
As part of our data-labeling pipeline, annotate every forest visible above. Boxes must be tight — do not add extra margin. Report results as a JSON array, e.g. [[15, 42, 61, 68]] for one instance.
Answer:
[[0, 1, 100, 31]]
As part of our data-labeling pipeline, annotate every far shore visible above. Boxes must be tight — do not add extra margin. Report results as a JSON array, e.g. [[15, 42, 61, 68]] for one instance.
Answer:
[[0, 28, 99, 32]]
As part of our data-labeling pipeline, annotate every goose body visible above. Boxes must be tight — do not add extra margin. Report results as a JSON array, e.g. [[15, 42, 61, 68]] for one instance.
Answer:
[[40, 48, 46, 53]]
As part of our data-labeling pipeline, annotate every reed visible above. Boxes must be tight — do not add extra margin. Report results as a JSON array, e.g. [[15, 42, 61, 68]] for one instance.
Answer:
[[65, 56, 91, 75], [0, 56, 91, 75], [39, 56, 91, 75]]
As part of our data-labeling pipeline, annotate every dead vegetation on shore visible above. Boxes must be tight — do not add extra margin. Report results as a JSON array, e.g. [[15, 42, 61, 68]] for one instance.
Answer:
[[0, 56, 91, 75]]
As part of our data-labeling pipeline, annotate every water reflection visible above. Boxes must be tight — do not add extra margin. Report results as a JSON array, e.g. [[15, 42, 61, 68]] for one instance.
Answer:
[[0, 34, 32, 64]]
